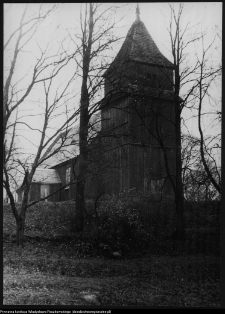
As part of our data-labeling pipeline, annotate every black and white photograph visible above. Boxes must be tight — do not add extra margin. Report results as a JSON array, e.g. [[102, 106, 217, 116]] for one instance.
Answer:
[[3, 2, 221, 307]]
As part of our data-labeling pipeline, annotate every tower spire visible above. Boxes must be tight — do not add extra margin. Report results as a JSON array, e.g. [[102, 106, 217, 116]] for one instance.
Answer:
[[136, 3, 140, 21]]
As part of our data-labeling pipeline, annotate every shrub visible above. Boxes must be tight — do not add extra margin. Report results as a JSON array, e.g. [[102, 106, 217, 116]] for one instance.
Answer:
[[84, 195, 152, 255]]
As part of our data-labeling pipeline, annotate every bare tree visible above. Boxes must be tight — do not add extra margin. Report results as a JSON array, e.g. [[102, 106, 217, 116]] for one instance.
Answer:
[[181, 134, 220, 201], [121, 4, 221, 239], [3, 76, 78, 247], [195, 38, 221, 194], [72, 3, 123, 231], [164, 3, 221, 239], [3, 4, 80, 248]]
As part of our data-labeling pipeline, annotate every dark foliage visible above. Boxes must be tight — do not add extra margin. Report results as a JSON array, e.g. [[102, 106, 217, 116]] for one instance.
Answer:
[[3, 199, 220, 306], [3, 198, 220, 258]]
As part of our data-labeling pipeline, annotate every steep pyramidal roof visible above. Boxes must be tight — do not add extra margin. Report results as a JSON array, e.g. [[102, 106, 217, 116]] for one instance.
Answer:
[[105, 16, 173, 76]]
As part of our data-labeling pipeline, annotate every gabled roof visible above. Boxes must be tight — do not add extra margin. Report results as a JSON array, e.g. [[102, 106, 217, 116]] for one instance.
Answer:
[[104, 19, 173, 77], [40, 127, 79, 168], [32, 168, 62, 184], [50, 156, 77, 169], [39, 113, 101, 168], [16, 168, 62, 191]]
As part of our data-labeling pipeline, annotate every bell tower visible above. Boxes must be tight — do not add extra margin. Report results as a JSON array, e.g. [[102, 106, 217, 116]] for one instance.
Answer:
[[100, 5, 176, 197]]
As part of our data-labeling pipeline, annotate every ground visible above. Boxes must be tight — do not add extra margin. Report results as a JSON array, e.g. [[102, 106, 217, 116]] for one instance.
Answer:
[[3, 201, 220, 307]]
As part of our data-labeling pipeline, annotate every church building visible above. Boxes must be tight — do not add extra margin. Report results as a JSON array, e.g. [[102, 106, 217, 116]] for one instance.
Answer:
[[16, 6, 177, 202]]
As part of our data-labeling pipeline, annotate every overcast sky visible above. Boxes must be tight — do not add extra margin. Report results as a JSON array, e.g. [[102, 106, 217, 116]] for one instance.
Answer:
[[5, 3, 221, 63], [4, 3, 222, 165]]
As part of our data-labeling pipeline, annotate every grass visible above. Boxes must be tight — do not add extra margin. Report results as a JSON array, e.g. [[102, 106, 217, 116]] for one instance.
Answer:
[[3, 200, 221, 307]]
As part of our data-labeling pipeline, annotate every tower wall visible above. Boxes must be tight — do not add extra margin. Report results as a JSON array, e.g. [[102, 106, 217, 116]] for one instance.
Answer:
[[99, 93, 176, 198]]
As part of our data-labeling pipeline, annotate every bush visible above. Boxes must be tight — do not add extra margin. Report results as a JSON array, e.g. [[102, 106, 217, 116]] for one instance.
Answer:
[[184, 200, 220, 230], [82, 195, 152, 255], [132, 197, 175, 237], [74, 195, 178, 256], [4, 198, 220, 257]]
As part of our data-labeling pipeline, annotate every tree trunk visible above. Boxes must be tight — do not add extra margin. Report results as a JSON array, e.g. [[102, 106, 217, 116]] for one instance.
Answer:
[[74, 114, 89, 231], [75, 174, 85, 232], [172, 94, 185, 241], [16, 216, 25, 248], [172, 190, 185, 240], [74, 3, 94, 232], [17, 183, 30, 247]]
